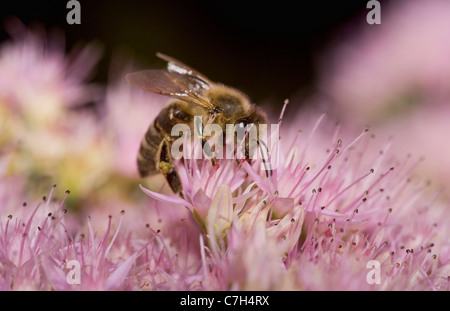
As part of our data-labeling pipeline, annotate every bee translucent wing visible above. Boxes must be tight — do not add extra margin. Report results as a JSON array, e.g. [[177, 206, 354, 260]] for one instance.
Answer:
[[156, 52, 212, 85], [156, 52, 213, 102], [126, 70, 189, 97], [126, 69, 214, 110]]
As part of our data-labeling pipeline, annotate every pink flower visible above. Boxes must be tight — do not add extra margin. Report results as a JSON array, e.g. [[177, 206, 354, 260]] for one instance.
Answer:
[[0, 18, 101, 123], [316, 0, 450, 195], [320, 0, 450, 121], [141, 108, 450, 290], [1, 16, 448, 291], [0, 20, 113, 203], [0, 183, 197, 290]]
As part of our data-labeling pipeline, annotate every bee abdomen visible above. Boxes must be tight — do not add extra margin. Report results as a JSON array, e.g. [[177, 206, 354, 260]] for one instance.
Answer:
[[137, 123, 163, 177]]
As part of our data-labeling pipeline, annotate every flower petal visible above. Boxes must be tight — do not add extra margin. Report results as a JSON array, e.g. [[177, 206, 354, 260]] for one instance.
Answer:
[[206, 184, 233, 241], [139, 184, 193, 209], [105, 254, 136, 290]]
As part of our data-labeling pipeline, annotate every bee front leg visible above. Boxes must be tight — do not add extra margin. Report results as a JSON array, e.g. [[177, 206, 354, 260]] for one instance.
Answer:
[[156, 137, 183, 196], [202, 138, 217, 167]]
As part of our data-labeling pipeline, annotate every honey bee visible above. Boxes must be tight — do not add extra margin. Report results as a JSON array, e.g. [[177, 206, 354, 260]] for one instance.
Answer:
[[126, 53, 267, 195]]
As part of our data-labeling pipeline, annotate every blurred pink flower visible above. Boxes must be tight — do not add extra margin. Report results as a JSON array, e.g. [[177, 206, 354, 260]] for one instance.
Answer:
[[317, 0, 450, 196], [0, 20, 114, 203], [0, 18, 101, 125], [320, 0, 450, 120]]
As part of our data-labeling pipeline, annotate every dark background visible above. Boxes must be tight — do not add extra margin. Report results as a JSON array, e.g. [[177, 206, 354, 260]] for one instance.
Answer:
[[0, 0, 379, 106]]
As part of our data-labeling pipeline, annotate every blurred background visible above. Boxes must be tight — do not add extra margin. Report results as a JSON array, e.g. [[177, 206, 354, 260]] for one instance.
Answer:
[[1, 0, 450, 217], [0, 0, 379, 106]]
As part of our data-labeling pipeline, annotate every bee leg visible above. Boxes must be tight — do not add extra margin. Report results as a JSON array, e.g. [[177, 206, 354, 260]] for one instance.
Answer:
[[257, 140, 272, 178], [202, 138, 217, 167], [156, 138, 183, 196]]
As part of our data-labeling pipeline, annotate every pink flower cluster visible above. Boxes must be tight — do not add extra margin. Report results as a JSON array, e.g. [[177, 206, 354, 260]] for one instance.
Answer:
[[0, 17, 449, 290]]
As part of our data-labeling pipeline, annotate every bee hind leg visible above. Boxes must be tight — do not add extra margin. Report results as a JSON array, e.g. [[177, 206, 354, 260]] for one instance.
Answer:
[[157, 138, 183, 196]]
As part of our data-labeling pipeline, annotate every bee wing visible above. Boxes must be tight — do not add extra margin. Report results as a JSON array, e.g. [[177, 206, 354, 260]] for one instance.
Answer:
[[156, 52, 212, 84], [126, 53, 215, 110]]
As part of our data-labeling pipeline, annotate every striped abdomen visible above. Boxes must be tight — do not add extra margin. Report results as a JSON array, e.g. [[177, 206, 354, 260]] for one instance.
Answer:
[[137, 120, 164, 177]]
